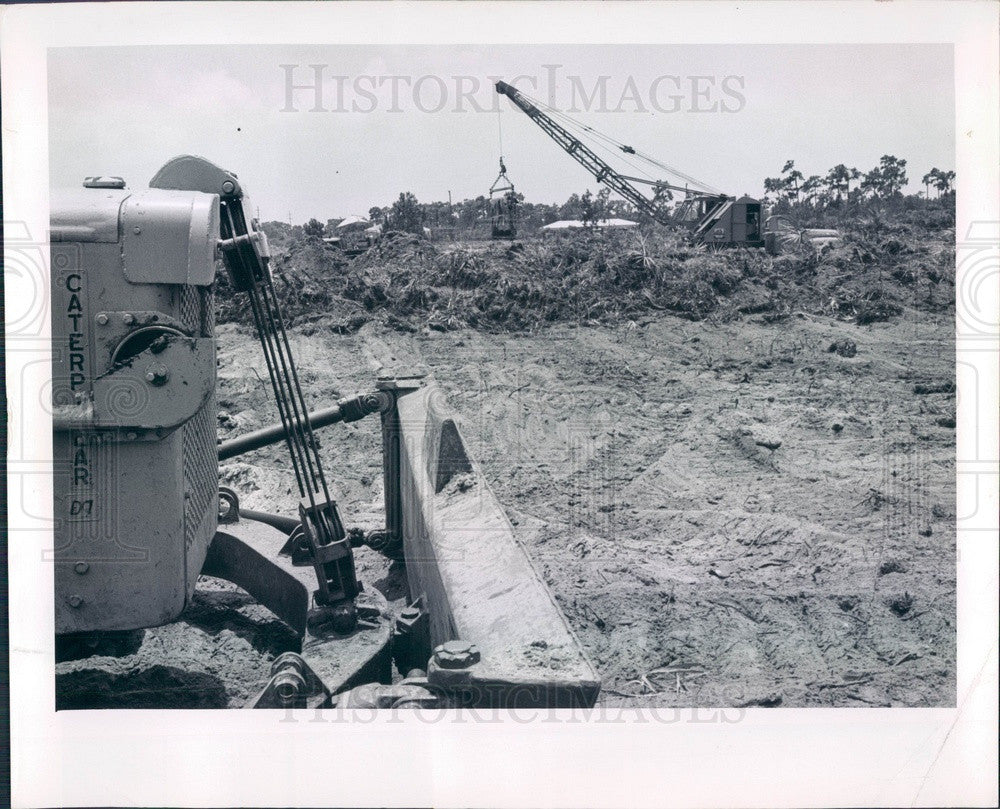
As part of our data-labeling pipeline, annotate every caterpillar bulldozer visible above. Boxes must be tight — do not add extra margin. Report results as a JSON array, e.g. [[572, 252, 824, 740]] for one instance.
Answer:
[[50, 155, 600, 709]]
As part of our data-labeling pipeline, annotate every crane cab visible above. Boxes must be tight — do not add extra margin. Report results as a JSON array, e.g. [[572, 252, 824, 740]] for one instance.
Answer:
[[698, 195, 764, 248]]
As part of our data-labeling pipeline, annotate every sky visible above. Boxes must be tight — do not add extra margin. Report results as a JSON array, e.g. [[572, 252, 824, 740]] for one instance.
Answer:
[[48, 44, 954, 224]]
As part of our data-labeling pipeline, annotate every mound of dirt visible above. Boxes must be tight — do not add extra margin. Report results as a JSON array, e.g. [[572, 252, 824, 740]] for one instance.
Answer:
[[55, 578, 299, 709]]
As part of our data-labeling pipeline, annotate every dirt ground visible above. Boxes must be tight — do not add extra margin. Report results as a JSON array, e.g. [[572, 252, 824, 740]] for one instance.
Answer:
[[57, 298, 955, 709]]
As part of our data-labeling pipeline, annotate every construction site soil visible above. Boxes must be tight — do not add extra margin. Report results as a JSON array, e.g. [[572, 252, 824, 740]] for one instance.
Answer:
[[57, 227, 957, 709]]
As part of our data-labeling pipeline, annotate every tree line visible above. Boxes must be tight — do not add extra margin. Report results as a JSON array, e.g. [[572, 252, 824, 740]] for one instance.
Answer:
[[763, 156, 955, 206], [303, 187, 641, 238], [294, 155, 954, 239]]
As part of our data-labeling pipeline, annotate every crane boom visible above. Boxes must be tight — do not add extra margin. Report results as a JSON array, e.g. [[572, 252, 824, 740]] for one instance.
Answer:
[[495, 80, 764, 247], [496, 80, 672, 223]]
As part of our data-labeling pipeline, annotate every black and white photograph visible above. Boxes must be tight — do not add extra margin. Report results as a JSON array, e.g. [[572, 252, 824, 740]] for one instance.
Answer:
[[3, 2, 998, 808]]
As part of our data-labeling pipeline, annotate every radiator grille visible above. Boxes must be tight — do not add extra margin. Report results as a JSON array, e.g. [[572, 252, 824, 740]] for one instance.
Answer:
[[179, 285, 201, 334], [182, 386, 217, 549], [179, 283, 218, 549], [201, 286, 215, 337]]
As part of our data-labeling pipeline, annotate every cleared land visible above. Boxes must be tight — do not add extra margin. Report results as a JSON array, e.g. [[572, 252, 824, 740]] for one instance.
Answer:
[[57, 222, 957, 708]]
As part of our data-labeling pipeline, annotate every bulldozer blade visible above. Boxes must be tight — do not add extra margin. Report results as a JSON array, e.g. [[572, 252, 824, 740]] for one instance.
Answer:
[[382, 376, 602, 708]]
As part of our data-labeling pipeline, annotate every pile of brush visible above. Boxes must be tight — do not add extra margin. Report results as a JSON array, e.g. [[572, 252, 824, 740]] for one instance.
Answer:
[[215, 222, 953, 333]]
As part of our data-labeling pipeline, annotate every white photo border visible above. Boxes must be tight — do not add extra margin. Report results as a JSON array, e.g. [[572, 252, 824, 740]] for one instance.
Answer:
[[3, 2, 997, 807]]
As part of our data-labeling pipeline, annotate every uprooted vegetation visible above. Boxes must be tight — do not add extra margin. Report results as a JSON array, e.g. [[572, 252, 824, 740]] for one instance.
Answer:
[[216, 215, 954, 334]]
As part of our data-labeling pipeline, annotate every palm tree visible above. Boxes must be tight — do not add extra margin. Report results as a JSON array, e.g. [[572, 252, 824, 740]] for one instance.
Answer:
[[846, 167, 861, 198], [785, 169, 804, 200], [860, 168, 882, 199], [825, 165, 849, 203], [781, 161, 803, 200], [822, 164, 861, 202], [933, 169, 956, 196], [800, 175, 823, 206], [877, 155, 908, 196], [921, 170, 936, 199], [763, 176, 784, 204]]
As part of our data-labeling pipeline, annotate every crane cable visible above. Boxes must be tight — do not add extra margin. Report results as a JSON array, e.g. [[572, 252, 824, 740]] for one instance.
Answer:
[[501, 85, 667, 195], [509, 86, 722, 195], [541, 97, 718, 192], [491, 106, 515, 196], [523, 94, 660, 183], [497, 105, 504, 162]]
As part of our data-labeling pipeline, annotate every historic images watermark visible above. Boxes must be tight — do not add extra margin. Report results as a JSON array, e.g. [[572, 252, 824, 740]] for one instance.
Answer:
[[277, 702, 749, 725], [279, 64, 747, 115]]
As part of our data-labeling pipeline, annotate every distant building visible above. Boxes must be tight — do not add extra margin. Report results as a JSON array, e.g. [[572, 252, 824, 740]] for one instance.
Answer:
[[326, 215, 376, 253], [336, 214, 370, 231]]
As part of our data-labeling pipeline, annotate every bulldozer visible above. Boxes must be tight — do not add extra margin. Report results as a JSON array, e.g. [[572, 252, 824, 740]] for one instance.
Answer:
[[50, 155, 600, 709]]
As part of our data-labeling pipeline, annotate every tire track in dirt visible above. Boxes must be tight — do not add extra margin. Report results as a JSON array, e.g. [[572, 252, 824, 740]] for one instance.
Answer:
[[406, 312, 955, 707]]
